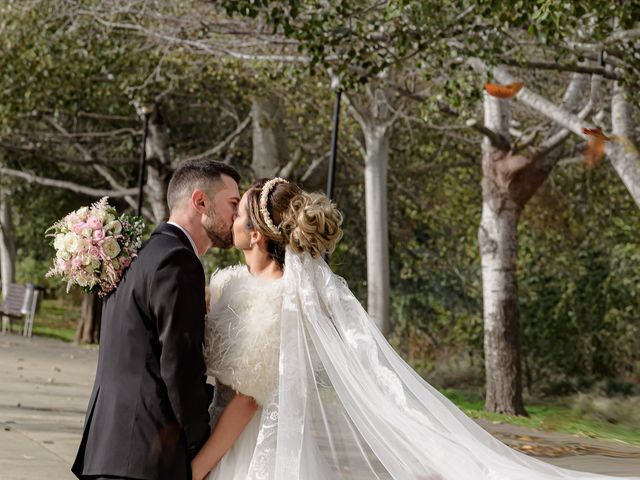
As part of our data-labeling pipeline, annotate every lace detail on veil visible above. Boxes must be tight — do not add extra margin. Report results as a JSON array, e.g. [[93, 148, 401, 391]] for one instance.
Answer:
[[246, 393, 279, 480]]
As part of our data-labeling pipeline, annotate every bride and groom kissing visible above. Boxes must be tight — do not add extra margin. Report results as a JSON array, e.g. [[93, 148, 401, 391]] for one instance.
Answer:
[[71, 159, 341, 480], [72, 160, 638, 480]]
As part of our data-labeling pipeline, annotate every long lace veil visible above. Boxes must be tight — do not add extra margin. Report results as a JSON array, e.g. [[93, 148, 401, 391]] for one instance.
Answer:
[[243, 248, 638, 480]]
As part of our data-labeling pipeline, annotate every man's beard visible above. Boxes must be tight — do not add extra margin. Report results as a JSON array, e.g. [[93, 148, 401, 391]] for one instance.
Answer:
[[203, 206, 233, 249]]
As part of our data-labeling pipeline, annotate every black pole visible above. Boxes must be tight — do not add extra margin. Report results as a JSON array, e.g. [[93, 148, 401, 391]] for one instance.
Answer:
[[137, 113, 150, 217], [324, 88, 342, 264], [326, 89, 342, 200]]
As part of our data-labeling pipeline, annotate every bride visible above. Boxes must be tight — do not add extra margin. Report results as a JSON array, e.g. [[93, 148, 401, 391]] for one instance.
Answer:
[[191, 177, 638, 480]]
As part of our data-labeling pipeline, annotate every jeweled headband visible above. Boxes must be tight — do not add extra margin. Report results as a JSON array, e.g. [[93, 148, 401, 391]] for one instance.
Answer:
[[259, 177, 289, 235]]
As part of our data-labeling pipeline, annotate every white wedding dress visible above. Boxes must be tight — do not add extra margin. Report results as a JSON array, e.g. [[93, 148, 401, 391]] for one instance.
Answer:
[[203, 249, 638, 480]]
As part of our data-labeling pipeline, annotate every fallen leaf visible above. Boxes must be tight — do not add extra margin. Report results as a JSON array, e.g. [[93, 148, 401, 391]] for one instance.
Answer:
[[584, 136, 606, 169], [583, 127, 611, 141], [484, 81, 524, 98]]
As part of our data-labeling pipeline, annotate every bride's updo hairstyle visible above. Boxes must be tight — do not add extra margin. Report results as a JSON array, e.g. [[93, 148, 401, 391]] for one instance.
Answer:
[[245, 178, 343, 268]]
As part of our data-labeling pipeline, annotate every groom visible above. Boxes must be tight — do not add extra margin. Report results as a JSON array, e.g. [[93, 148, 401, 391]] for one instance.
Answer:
[[72, 160, 241, 480]]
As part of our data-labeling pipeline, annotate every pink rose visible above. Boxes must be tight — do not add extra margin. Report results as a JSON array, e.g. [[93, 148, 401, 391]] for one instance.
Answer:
[[72, 257, 83, 269], [87, 216, 103, 230], [88, 246, 101, 259], [56, 258, 67, 272], [72, 222, 87, 234], [93, 229, 105, 242]]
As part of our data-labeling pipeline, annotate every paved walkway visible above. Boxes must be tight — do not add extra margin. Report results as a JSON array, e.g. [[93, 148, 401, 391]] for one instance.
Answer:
[[1, 335, 639, 479]]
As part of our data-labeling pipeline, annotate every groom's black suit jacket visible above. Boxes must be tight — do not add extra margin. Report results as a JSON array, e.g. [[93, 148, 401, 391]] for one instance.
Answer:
[[72, 223, 212, 480]]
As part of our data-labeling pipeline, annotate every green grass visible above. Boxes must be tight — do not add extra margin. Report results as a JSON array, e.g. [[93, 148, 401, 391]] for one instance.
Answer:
[[442, 389, 640, 445], [31, 324, 76, 342], [4, 298, 81, 342]]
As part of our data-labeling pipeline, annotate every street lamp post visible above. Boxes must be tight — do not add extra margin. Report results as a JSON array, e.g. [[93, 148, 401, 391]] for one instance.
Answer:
[[326, 86, 342, 201], [324, 81, 342, 263]]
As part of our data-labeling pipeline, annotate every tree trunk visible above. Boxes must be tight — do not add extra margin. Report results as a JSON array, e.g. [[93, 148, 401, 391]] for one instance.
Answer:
[[363, 124, 391, 335], [0, 189, 16, 300], [251, 93, 290, 178], [146, 107, 171, 223], [479, 93, 527, 416], [75, 293, 102, 344], [607, 82, 640, 208]]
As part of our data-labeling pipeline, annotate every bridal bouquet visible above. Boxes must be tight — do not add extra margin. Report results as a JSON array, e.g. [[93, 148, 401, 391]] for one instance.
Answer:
[[46, 197, 145, 297]]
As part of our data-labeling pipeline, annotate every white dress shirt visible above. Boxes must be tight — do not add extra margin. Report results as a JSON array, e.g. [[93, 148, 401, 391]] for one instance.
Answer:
[[166, 221, 199, 257]]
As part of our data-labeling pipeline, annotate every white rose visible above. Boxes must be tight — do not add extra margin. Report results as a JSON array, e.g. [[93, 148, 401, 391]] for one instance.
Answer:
[[65, 213, 80, 229], [102, 237, 121, 259], [76, 207, 89, 220], [81, 227, 93, 238], [76, 274, 88, 287], [64, 233, 80, 253], [106, 220, 122, 235], [56, 249, 71, 261], [53, 234, 65, 251]]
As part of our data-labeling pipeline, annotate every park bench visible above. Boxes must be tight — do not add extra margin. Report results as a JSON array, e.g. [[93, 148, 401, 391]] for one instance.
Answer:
[[0, 283, 43, 337]]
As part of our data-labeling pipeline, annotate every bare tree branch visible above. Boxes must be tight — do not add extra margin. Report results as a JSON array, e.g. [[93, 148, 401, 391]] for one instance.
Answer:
[[468, 58, 588, 138], [44, 116, 146, 211], [83, 12, 308, 63], [34, 128, 140, 139], [392, 85, 512, 150], [343, 92, 369, 129], [179, 114, 251, 163], [299, 151, 329, 188], [500, 59, 620, 80], [0, 141, 135, 166], [0, 166, 138, 197], [606, 28, 640, 43], [534, 76, 596, 161]]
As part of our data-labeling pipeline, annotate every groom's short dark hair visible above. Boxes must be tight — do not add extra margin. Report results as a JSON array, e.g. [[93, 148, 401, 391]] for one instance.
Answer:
[[167, 159, 241, 212]]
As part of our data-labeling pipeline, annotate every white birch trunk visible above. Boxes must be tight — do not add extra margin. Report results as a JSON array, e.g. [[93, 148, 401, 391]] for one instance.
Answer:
[[252, 94, 289, 178], [479, 93, 526, 415], [608, 82, 640, 208], [363, 124, 391, 335], [145, 109, 171, 223]]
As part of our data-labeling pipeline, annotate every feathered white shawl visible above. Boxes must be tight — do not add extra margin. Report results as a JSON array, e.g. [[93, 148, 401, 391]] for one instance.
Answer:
[[204, 265, 283, 405]]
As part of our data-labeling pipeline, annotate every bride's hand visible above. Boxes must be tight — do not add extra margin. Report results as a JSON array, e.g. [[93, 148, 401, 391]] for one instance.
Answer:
[[191, 458, 209, 480], [190, 393, 257, 479]]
